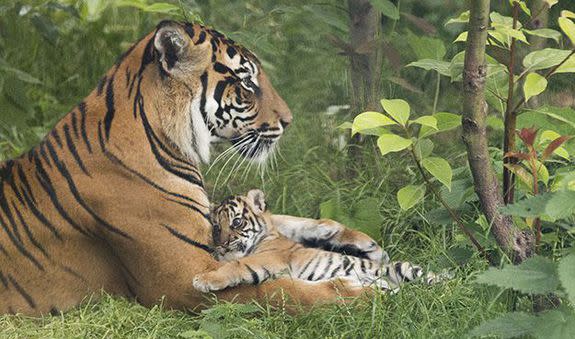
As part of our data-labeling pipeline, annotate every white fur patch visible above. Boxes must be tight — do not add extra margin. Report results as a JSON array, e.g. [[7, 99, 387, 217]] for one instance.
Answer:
[[190, 96, 211, 164]]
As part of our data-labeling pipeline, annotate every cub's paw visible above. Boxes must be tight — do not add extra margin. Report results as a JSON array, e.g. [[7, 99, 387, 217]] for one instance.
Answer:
[[193, 273, 227, 293]]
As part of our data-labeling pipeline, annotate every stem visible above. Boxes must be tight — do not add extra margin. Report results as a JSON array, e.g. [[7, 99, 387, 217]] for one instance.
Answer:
[[433, 70, 441, 114], [409, 148, 488, 257], [503, 2, 520, 205], [462, 0, 533, 263]]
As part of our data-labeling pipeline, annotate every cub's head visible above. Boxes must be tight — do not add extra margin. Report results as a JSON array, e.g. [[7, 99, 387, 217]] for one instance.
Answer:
[[150, 21, 292, 164], [211, 189, 269, 261]]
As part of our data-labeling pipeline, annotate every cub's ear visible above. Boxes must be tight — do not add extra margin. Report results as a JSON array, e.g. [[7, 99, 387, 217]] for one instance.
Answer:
[[246, 189, 266, 214], [154, 25, 188, 72]]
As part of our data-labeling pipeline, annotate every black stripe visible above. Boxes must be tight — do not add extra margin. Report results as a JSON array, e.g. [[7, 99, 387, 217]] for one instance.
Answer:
[[0, 187, 23, 244], [33, 153, 93, 238], [17, 167, 36, 205], [51, 130, 63, 148], [63, 124, 90, 176], [103, 150, 208, 210], [0, 271, 8, 288], [44, 140, 132, 240], [138, 96, 204, 188], [96, 75, 107, 96], [8, 275, 36, 308], [18, 170, 62, 240], [166, 198, 210, 221], [78, 102, 92, 153], [307, 254, 324, 281], [12, 202, 49, 259], [104, 74, 116, 140], [244, 264, 259, 284], [161, 224, 213, 254], [71, 111, 80, 139]]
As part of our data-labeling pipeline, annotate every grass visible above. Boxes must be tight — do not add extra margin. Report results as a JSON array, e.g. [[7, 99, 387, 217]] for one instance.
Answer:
[[0, 274, 503, 338], [0, 2, 512, 338]]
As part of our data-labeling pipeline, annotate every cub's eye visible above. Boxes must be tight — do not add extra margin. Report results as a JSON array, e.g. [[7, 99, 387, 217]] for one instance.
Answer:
[[231, 218, 243, 229]]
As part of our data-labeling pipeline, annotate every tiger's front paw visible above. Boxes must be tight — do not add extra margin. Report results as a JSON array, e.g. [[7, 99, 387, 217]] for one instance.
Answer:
[[193, 273, 229, 293]]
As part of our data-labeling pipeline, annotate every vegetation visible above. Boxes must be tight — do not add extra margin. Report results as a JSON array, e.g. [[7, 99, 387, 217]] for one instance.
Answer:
[[1, 0, 575, 337]]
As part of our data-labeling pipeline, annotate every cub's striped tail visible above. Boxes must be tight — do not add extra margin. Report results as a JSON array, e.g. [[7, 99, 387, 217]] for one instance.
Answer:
[[374, 260, 453, 292]]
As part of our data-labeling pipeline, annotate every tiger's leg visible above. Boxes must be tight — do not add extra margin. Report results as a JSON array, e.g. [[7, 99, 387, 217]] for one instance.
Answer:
[[193, 252, 289, 292], [270, 215, 388, 263]]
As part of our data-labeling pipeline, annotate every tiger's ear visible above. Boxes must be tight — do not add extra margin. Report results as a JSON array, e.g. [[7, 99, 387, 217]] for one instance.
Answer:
[[154, 24, 209, 76], [246, 189, 266, 214]]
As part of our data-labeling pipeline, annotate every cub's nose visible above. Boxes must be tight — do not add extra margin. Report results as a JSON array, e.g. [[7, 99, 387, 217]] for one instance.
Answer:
[[280, 119, 290, 129]]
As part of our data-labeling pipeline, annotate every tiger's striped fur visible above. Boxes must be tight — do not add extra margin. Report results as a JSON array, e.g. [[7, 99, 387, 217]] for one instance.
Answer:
[[194, 190, 443, 293], [0, 21, 374, 316]]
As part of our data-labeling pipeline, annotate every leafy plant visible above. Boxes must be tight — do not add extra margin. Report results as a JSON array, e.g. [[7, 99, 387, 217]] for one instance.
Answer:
[[470, 254, 575, 339]]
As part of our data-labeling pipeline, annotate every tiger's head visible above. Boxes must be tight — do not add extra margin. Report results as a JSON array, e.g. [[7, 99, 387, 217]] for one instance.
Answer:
[[211, 189, 270, 261], [148, 21, 291, 164]]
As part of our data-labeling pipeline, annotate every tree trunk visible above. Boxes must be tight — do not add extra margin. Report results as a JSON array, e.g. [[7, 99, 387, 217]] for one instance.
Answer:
[[348, 0, 383, 113], [461, 0, 534, 264], [347, 0, 384, 164]]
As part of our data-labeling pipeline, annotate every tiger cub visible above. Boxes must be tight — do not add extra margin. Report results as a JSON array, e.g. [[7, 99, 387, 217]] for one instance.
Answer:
[[193, 190, 442, 293]]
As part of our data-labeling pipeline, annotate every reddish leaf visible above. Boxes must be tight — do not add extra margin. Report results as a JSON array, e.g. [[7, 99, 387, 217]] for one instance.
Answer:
[[504, 151, 531, 161], [542, 135, 572, 161], [517, 127, 539, 148]]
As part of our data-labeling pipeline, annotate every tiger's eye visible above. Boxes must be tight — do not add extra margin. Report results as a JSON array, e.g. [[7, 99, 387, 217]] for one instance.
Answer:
[[231, 218, 243, 228]]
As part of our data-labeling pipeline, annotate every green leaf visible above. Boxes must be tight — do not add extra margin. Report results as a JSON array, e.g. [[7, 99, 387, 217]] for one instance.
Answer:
[[421, 157, 452, 190], [524, 28, 562, 43], [524, 73, 548, 102], [546, 190, 575, 219], [445, 11, 469, 26], [414, 138, 434, 160], [352, 111, 396, 135], [559, 17, 575, 45], [471, 309, 575, 339], [475, 256, 560, 294], [406, 32, 446, 60], [368, 0, 399, 20], [419, 112, 462, 137], [545, 0, 558, 8], [453, 31, 467, 43], [563, 10, 575, 19], [558, 254, 575, 306], [397, 185, 425, 210], [469, 312, 537, 339], [337, 121, 352, 130], [510, 1, 531, 16], [406, 59, 451, 76], [376, 134, 412, 156], [523, 48, 574, 72], [380, 99, 410, 126], [411, 116, 438, 130], [499, 193, 551, 218]]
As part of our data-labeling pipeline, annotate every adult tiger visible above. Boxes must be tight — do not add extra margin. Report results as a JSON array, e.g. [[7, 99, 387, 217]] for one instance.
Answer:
[[0, 21, 374, 316]]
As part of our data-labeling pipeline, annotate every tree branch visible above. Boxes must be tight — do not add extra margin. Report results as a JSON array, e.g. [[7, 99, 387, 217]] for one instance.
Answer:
[[503, 2, 520, 205], [461, 0, 534, 263], [408, 149, 488, 259]]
